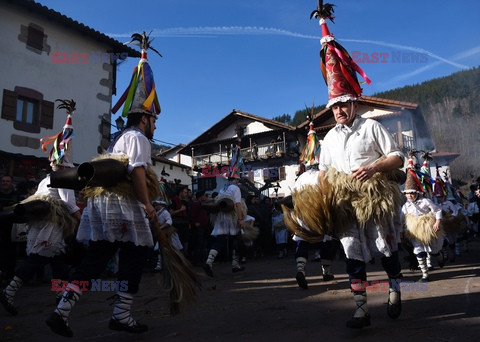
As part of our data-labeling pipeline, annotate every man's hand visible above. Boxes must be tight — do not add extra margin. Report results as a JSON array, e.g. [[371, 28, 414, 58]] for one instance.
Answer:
[[145, 203, 158, 223], [351, 165, 376, 182]]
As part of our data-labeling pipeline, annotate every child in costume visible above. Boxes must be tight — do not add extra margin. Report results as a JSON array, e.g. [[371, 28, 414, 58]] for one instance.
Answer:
[[401, 164, 444, 282]]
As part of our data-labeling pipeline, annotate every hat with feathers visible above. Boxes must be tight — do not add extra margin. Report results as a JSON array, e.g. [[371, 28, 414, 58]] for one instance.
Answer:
[[40, 99, 76, 168], [310, 1, 371, 108], [112, 31, 161, 118], [403, 155, 423, 194]]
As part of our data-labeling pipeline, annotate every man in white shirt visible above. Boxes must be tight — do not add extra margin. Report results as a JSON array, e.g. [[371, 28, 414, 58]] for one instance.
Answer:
[[319, 100, 404, 329], [203, 174, 245, 277]]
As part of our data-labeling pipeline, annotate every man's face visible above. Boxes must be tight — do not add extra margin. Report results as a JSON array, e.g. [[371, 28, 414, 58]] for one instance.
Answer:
[[331, 102, 357, 126], [144, 115, 157, 140], [181, 188, 188, 199], [437, 195, 445, 203], [1, 176, 13, 193]]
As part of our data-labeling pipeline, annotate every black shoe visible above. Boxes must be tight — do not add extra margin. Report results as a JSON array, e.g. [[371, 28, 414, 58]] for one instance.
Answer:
[[428, 266, 435, 271], [387, 291, 402, 319], [109, 318, 148, 333], [296, 272, 308, 289], [46, 312, 73, 338], [346, 313, 371, 329], [0, 290, 18, 316], [323, 274, 335, 282], [203, 264, 213, 278], [438, 254, 445, 268], [418, 276, 429, 283], [232, 266, 245, 273]]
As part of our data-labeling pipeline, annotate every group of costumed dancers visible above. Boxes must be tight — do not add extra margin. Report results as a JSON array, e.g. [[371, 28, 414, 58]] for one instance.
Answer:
[[1, 32, 199, 338], [0, 1, 473, 336]]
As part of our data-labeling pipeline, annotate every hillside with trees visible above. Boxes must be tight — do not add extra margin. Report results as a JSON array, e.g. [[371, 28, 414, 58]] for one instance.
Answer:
[[373, 67, 480, 183]]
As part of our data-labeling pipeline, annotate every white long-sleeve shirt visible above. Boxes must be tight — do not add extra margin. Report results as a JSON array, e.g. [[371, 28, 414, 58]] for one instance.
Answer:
[[319, 117, 404, 173], [401, 196, 442, 220]]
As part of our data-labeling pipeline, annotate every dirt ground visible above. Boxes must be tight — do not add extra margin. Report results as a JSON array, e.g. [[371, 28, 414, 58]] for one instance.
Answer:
[[1, 240, 480, 342]]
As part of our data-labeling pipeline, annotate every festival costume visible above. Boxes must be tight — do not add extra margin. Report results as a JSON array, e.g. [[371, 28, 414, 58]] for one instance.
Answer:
[[1, 100, 80, 316], [204, 179, 246, 276], [272, 207, 288, 259], [283, 2, 403, 328], [153, 203, 183, 271], [291, 150, 336, 289], [401, 163, 445, 281], [46, 33, 164, 337], [434, 170, 469, 261]]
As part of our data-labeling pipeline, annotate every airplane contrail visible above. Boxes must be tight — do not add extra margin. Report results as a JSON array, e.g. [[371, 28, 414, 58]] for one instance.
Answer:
[[107, 26, 472, 70]]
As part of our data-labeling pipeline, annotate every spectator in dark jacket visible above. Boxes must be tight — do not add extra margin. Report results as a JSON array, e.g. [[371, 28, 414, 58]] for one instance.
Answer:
[[190, 191, 210, 266]]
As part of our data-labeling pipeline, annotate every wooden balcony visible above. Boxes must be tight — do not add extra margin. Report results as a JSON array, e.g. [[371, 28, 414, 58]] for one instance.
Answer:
[[192, 141, 287, 169], [391, 132, 415, 152]]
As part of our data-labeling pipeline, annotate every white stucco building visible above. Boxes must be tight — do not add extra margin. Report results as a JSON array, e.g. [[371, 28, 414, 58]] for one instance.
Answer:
[[0, 0, 139, 180]]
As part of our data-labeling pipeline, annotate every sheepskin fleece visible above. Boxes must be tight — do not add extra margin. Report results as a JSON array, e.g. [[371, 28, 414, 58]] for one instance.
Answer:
[[283, 167, 403, 242], [21, 194, 77, 238], [405, 213, 444, 244]]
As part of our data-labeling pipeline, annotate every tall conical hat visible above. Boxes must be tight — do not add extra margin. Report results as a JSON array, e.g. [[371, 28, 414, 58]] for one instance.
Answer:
[[112, 32, 162, 118], [310, 1, 371, 108], [299, 105, 320, 166], [403, 155, 423, 193], [40, 99, 76, 168]]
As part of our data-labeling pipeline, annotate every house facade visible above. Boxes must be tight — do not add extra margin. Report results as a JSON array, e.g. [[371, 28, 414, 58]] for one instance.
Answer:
[[180, 109, 299, 198], [0, 0, 139, 182]]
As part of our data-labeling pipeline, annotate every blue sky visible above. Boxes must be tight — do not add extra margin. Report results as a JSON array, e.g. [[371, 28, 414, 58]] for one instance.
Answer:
[[37, 0, 480, 147]]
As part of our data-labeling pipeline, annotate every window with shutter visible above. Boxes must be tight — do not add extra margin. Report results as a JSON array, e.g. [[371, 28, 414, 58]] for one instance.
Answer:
[[40, 100, 54, 129], [2, 87, 54, 133], [2, 89, 17, 121], [27, 25, 45, 51], [197, 177, 217, 192]]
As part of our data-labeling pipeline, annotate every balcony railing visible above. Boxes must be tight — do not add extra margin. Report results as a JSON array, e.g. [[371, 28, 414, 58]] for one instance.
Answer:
[[192, 141, 286, 168], [391, 132, 415, 151]]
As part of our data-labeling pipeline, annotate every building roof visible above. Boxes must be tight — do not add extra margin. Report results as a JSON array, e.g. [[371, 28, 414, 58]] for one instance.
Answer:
[[181, 109, 295, 150], [297, 95, 419, 131], [158, 144, 186, 157], [152, 155, 191, 170], [431, 152, 460, 165], [3, 0, 140, 58]]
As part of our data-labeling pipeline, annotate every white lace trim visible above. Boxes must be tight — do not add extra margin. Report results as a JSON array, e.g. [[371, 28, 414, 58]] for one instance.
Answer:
[[321, 35, 335, 44], [326, 95, 358, 108]]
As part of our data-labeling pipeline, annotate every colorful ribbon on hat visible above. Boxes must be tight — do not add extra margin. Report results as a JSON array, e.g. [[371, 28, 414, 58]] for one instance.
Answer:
[[319, 18, 371, 103], [112, 50, 161, 117], [40, 114, 74, 164], [299, 122, 318, 165]]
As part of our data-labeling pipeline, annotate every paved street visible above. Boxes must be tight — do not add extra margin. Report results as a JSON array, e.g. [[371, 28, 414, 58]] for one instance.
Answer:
[[1, 240, 480, 342]]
